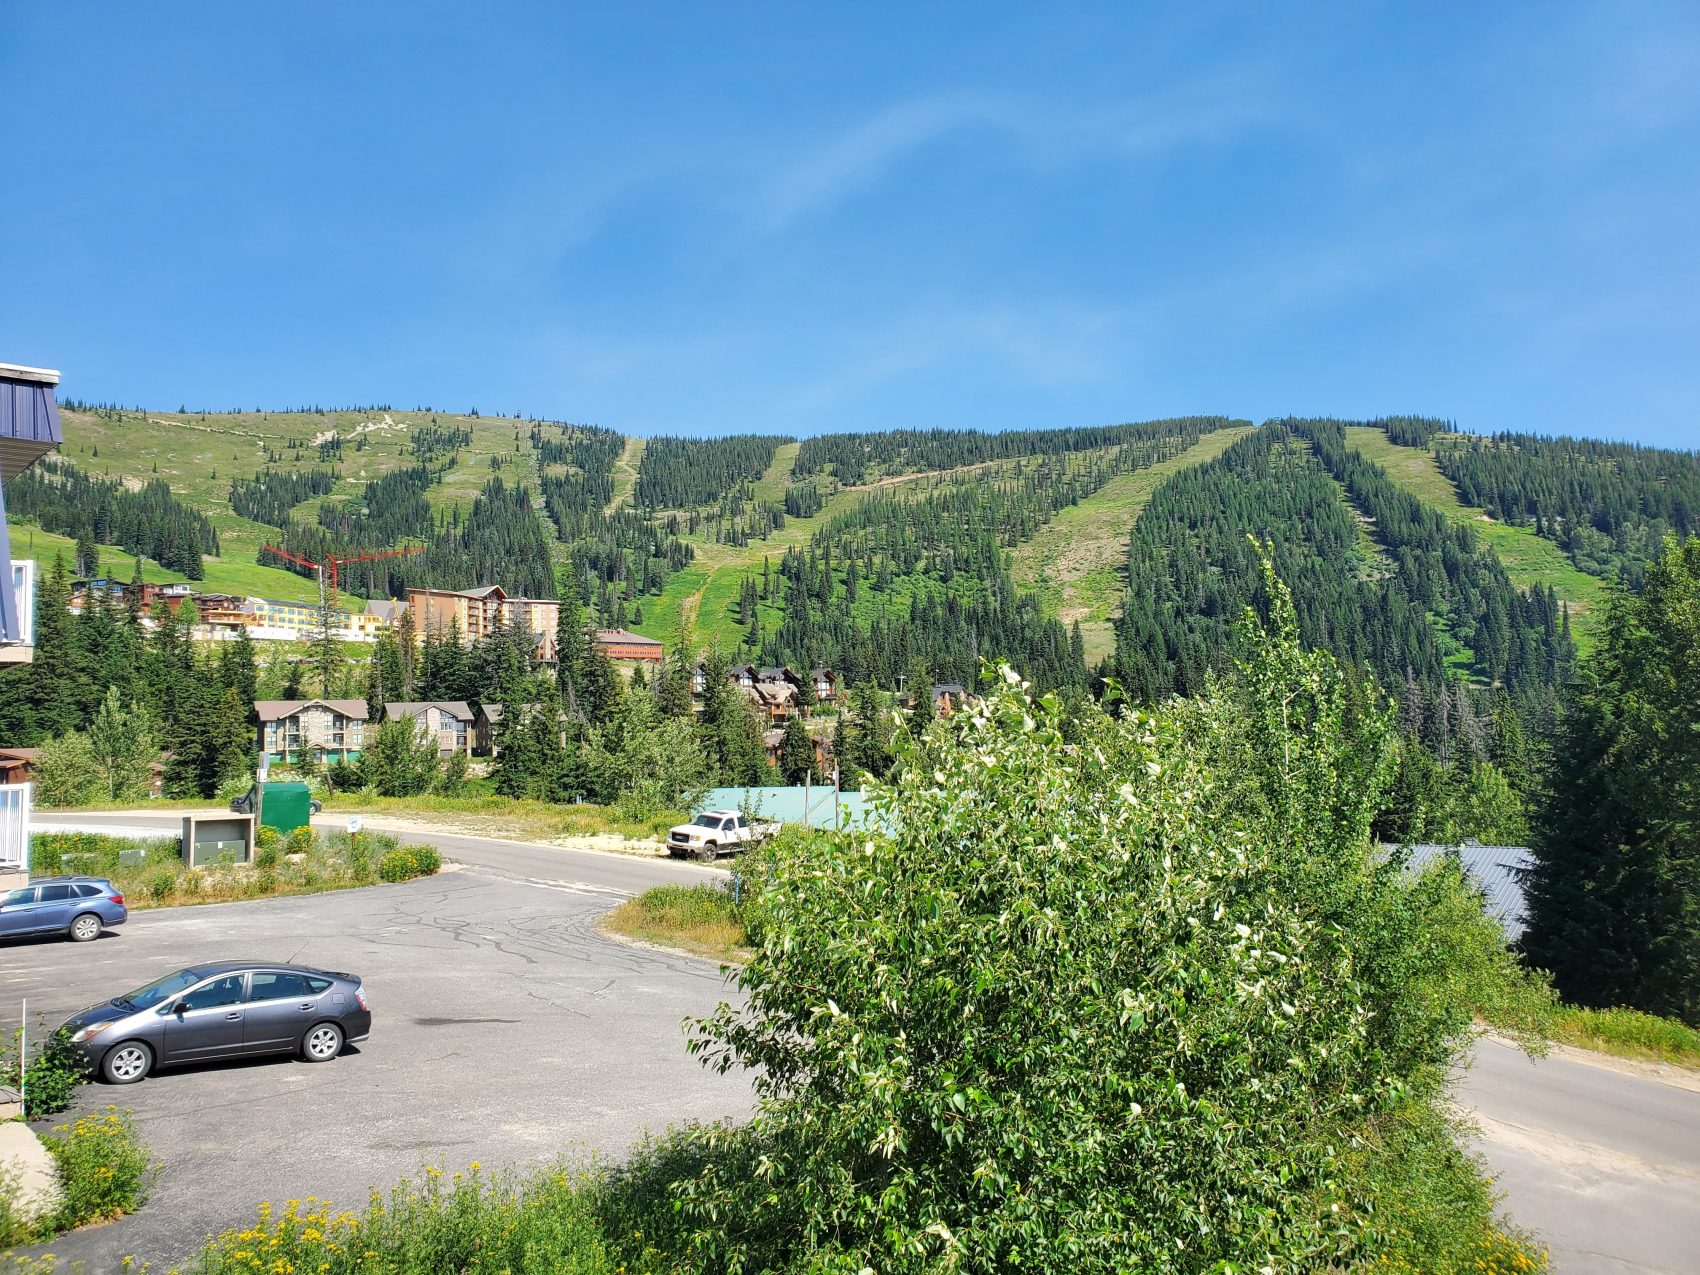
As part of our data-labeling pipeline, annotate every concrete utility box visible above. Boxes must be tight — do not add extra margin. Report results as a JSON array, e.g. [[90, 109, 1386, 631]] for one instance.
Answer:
[[180, 813, 255, 867]]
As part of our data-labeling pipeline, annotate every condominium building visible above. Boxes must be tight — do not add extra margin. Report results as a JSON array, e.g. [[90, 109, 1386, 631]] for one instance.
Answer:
[[405, 585, 560, 661]]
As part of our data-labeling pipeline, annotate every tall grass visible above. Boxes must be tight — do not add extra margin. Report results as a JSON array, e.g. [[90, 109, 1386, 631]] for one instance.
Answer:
[[1549, 1006, 1700, 1068], [28, 829, 439, 910], [602, 883, 752, 964], [325, 792, 681, 842], [183, 1166, 618, 1275]]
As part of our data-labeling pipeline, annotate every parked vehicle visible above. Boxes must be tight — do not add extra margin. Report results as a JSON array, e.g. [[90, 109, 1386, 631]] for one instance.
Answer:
[[58, 961, 372, 1085], [0, 876, 127, 943], [665, 809, 780, 862]]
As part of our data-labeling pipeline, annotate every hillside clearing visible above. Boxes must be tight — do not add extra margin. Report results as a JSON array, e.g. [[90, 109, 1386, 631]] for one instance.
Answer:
[[1010, 426, 1253, 663], [1344, 426, 1607, 647]]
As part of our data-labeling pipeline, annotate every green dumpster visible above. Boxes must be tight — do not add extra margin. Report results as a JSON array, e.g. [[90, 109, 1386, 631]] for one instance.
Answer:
[[236, 781, 314, 836]]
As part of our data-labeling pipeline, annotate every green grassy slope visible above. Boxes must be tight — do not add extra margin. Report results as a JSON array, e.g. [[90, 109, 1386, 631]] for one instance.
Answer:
[[10, 521, 334, 606], [607, 436, 645, 512], [1009, 427, 1253, 663], [40, 406, 550, 602], [1343, 426, 1607, 645]]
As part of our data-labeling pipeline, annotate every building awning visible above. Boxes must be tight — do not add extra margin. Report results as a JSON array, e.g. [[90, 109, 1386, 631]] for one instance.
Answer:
[[0, 363, 63, 483]]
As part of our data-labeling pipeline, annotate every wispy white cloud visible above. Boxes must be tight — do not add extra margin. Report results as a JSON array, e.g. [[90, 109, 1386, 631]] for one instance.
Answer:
[[752, 77, 1271, 233]]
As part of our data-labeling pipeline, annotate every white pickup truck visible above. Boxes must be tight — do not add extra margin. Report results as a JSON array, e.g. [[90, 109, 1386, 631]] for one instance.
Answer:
[[665, 809, 780, 862]]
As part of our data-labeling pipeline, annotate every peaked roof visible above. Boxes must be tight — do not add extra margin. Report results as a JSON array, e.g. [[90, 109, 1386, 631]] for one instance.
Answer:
[[254, 698, 369, 722], [384, 700, 474, 722]]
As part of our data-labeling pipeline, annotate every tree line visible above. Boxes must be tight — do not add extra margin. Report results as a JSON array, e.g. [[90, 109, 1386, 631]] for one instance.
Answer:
[[792, 416, 1237, 485], [633, 434, 791, 510], [1434, 431, 1700, 586], [7, 457, 218, 577]]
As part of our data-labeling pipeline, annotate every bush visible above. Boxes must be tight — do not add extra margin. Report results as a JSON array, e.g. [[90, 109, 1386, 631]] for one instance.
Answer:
[[43, 1106, 158, 1230], [30, 731, 101, 807], [145, 869, 177, 901], [255, 824, 282, 853], [0, 1025, 88, 1119], [377, 845, 440, 883], [325, 759, 363, 791], [285, 824, 317, 856], [185, 1166, 612, 1275], [651, 559, 1549, 1275]]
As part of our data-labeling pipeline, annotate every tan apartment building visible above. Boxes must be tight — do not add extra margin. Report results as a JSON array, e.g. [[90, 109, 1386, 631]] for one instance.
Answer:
[[405, 586, 560, 662]]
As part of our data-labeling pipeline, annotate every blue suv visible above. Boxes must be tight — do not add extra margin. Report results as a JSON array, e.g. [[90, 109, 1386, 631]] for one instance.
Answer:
[[0, 876, 128, 942]]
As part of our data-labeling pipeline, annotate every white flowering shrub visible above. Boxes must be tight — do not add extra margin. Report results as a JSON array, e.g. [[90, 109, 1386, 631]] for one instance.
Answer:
[[649, 559, 1548, 1274]]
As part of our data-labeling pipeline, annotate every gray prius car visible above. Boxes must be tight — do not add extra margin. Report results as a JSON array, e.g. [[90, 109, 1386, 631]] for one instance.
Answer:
[[58, 961, 371, 1084]]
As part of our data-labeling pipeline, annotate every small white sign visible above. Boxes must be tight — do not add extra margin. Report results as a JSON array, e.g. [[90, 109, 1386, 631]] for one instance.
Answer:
[[346, 816, 363, 834]]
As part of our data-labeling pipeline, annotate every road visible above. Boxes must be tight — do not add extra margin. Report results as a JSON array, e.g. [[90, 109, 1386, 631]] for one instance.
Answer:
[[36, 810, 719, 896], [29, 812, 1700, 1273], [1459, 1036, 1700, 1274]]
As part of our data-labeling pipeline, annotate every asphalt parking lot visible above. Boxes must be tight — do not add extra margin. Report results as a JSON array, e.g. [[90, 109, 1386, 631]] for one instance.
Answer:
[[3, 868, 753, 1271]]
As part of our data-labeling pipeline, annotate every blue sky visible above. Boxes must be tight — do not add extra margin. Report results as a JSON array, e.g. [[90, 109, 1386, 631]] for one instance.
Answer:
[[3, 3, 1696, 447]]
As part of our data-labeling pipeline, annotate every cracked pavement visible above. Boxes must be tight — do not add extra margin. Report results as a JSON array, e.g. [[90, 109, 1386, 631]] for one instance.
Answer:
[[3, 869, 753, 1271]]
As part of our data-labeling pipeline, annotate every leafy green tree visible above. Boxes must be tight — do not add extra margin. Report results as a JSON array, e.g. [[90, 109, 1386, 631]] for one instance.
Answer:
[[85, 687, 158, 802], [361, 717, 440, 797], [775, 715, 815, 785], [1525, 535, 1700, 1024], [660, 557, 1548, 1275], [586, 688, 709, 818], [31, 731, 100, 807]]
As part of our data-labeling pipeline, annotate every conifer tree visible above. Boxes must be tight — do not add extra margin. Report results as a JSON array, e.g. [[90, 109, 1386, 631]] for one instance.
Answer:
[[1524, 536, 1700, 1025], [777, 715, 815, 784]]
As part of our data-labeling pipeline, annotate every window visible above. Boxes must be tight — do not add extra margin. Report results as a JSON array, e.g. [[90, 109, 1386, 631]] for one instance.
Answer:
[[2, 888, 36, 907], [180, 974, 246, 1011], [73, 884, 104, 898], [247, 971, 318, 1001], [38, 884, 76, 902]]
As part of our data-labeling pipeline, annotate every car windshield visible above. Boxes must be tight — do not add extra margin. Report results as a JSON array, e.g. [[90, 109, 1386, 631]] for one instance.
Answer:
[[120, 968, 205, 1010], [691, 815, 723, 828]]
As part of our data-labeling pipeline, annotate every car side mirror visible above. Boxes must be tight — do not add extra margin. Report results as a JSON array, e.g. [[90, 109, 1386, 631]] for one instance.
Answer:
[[171, 1001, 189, 1014]]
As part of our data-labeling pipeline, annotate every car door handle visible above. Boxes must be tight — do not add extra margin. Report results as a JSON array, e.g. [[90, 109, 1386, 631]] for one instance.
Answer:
[[225, 1012, 242, 1021], [298, 1003, 314, 1011]]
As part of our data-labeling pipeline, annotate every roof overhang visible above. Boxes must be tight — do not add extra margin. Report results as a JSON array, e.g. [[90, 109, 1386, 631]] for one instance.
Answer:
[[0, 362, 64, 482]]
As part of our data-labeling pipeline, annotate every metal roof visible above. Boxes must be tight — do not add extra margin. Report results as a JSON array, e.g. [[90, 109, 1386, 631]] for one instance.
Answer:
[[1400, 842, 1534, 942]]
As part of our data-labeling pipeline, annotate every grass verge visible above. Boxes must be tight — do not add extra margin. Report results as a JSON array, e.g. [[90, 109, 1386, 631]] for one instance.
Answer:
[[324, 794, 679, 844], [602, 883, 751, 964], [28, 829, 440, 911], [1548, 1005, 1700, 1070]]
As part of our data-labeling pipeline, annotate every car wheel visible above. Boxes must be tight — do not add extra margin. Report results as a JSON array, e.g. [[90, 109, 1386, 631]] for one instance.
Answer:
[[695, 841, 718, 863], [102, 1041, 152, 1085], [302, 1023, 344, 1062], [68, 913, 103, 942], [310, 799, 323, 815]]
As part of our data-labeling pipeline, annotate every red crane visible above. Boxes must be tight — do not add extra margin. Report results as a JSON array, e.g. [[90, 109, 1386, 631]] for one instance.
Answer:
[[260, 544, 424, 608]]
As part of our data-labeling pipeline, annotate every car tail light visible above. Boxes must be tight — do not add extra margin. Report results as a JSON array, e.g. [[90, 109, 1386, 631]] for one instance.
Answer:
[[108, 893, 125, 905], [355, 986, 369, 1011]]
